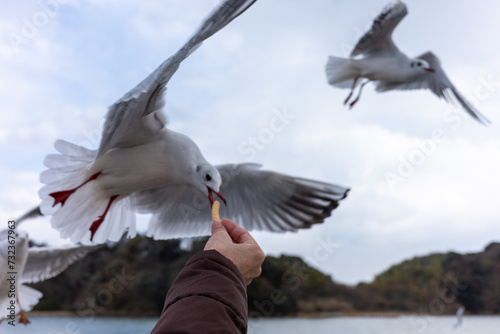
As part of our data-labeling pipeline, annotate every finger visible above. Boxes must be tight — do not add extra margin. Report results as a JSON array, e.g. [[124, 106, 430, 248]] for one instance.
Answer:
[[211, 220, 225, 234], [221, 219, 258, 245]]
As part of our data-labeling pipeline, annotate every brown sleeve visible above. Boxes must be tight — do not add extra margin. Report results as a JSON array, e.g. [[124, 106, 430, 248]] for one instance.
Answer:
[[150, 250, 248, 334]]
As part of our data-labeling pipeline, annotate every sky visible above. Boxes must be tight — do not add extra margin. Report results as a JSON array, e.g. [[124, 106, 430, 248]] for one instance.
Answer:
[[1, 0, 499, 285]]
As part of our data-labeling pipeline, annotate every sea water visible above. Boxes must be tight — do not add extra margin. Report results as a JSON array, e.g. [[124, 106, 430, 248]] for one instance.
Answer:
[[1, 315, 499, 333]]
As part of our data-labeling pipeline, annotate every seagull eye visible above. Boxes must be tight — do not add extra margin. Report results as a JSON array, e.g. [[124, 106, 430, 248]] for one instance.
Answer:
[[205, 174, 212, 182], [417, 62, 422, 67]]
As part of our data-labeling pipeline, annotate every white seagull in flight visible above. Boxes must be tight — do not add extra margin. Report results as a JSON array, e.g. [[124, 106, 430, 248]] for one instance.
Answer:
[[453, 305, 465, 329], [325, 0, 491, 125], [32, 0, 349, 244], [0, 229, 99, 324]]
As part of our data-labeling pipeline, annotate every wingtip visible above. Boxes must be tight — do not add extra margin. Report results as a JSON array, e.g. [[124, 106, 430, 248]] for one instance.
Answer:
[[16, 206, 43, 224]]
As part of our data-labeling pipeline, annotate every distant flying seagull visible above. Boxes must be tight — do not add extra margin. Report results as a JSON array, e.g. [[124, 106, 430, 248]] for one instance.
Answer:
[[0, 229, 99, 324], [453, 306, 465, 329], [325, 0, 490, 125], [32, 0, 349, 244]]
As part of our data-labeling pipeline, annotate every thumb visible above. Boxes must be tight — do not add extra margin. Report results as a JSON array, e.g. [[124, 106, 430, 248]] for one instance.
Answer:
[[204, 220, 230, 251], [211, 220, 225, 234], [210, 220, 232, 243]]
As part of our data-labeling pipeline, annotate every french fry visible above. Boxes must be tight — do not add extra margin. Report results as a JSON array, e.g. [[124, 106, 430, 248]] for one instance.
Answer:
[[211, 200, 221, 222]]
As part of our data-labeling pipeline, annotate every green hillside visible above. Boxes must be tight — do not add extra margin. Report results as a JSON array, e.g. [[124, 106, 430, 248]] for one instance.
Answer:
[[357, 242, 500, 314]]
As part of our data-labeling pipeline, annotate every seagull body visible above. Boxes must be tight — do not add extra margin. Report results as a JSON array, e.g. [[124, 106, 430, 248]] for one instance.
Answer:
[[0, 231, 35, 325], [341, 53, 424, 83], [35, 0, 350, 244], [325, 0, 490, 125], [0, 229, 98, 324], [453, 306, 465, 328], [90, 130, 208, 196]]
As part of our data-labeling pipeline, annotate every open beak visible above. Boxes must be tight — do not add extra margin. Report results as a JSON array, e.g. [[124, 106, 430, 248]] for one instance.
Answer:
[[425, 67, 435, 73], [207, 186, 226, 207]]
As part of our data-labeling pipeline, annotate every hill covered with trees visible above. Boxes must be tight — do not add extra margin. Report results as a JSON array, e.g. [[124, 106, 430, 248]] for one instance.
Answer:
[[29, 238, 500, 317]]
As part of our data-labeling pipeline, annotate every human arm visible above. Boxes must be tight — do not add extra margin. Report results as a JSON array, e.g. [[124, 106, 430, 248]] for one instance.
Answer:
[[150, 219, 265, 334]]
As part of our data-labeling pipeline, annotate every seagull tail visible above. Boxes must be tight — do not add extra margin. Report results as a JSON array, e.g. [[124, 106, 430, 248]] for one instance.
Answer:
[[38, 140, 136, 244], [325, 56, 358, 88], [18, 284, 43, 313], [0, 284, 41, 321]]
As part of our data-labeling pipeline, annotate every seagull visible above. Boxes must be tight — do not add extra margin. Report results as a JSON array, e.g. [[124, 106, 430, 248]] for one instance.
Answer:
[[325, 0, 491, 125], [0, 229, 99, 324], [453, 305, 465, 329], [32, 0, 349, 244]]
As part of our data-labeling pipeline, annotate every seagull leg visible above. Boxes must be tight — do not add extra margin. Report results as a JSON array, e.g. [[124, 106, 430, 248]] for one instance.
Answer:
[[344, 75, 361, 105], [89, 195, 119, 241], [16, 295, 30, 325], [18, 311, 30, 325], [50, 172, 102, 207], [349, 79, 369, 109]]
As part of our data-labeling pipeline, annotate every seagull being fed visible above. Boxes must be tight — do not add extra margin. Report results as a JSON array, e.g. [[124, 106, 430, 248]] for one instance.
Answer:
[[0, 229, 99, 324], [325, 0, 491, 125], [36, 0, 350, 244]]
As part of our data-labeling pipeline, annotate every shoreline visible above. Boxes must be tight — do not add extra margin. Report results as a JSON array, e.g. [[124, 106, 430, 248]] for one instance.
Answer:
[[28, 311, 158, 318], [29, 310, 499, 319]]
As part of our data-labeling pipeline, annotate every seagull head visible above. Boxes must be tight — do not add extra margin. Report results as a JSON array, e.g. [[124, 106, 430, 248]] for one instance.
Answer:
[[196, 162, 226, 207], [410, 59, 434, 73], [17, 230, 28, 242]]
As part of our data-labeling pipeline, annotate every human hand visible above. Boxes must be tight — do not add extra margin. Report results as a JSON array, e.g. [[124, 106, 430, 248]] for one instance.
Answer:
[[204, 219, 265, 285]]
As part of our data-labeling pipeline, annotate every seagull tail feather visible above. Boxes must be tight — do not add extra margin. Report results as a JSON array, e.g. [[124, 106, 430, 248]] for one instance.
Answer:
[[325, 56, 358, 88], [17, 284, 43, 313], [38, 140, 136, 244]]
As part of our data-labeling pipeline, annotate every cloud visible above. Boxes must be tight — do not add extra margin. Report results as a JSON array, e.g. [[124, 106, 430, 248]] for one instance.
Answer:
[[1, 0, 499, 285]]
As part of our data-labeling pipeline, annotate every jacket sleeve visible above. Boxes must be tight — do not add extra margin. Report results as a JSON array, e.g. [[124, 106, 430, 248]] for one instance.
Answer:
[[150, 249, 248, 334]]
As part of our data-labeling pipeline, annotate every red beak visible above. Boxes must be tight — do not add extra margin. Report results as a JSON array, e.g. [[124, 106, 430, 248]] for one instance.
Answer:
[[207, 186, 226, 207], [425, 68, 435, 73]]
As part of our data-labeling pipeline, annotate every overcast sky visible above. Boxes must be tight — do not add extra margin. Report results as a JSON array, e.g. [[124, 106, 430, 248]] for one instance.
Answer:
[[1, 0, 499, 285]]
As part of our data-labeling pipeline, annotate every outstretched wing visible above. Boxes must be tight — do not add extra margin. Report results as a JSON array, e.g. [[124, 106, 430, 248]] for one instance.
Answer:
[[375, 51, 491, 125], [134, 163, 350, 239], [21, 244, 102, 284], [97, 0, 257, 157], [350, 0, 407, 57]]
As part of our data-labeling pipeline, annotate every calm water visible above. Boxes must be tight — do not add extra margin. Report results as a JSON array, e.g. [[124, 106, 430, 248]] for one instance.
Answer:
[[1, 315, 499, 333]]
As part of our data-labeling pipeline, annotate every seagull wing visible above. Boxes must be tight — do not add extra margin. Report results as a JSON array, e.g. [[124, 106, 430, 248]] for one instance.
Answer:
[[97, 0, 257, 158], [375, 51, 490, 124], [135, 163, 350, 239], [21, 244, 101, 284], [350, 0, 407, 57], [15, 207, 43, 225]]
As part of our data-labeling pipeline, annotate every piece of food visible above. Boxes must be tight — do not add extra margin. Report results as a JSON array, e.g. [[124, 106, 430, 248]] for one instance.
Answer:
[[211, 200, 221, 222]]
